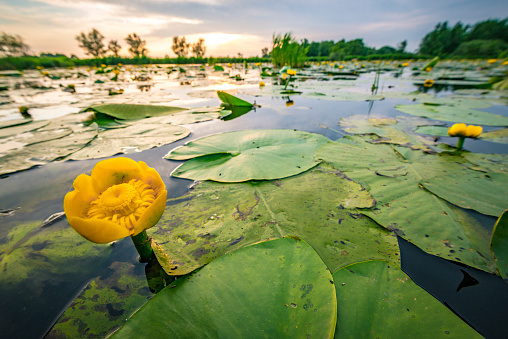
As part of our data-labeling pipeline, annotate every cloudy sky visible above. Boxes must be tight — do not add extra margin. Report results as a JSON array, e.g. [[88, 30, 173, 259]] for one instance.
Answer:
[[0, 0, 506, 58]]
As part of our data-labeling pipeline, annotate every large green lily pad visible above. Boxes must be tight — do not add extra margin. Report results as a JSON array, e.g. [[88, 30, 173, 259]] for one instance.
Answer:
[[339, 115, 442, 152], [421, 172, 508, 217], [83, 104, 188, 120], [480, 128, 508, 144], [112, 237, 337, 338], [217, 90, 253, 107], [149, 163, 399, 276], [490, 210, 508, 280], [166, 129, 330, 182], [333, 260, 481, 338], [395, 104, 508, 126], [315, 136, 496, 273]]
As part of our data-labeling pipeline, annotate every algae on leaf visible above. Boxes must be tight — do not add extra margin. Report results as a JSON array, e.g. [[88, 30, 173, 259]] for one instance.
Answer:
[[166, 129, 330, 182], [112, 237, 337, 339], [149, 163, 399, 276], [333, 260, 482, 338], [315, 136, 496, 273], [395, 104, 508, 126]]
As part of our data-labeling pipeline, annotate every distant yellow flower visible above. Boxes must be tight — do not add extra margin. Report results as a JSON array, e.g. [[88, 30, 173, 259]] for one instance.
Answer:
[[259, 81, 265, 87], [256, 62, 261, 66], [502, 61, 508, 66], [402, 62, 409, 67], [101, 64, 107, 68], [448, 123, 482, 138], [64, 158, 167, 244], [118, 63, 123, 66], [286, 100, 294, 107], [316, 62, 320, 66], [287, 69, 297, 76], [112, 69, 121, 75], [488, 59, 497, 64], [36, 66, 44, 70], [339, 65, 344, 69], [425, 67, 432, 72], [282, 73, 287, 80], [423, 79, 434, 87]]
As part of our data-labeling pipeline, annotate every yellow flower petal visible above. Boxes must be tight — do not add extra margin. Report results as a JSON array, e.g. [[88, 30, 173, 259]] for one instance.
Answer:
[[91, 157, 143, 193], [448, 123, 467, 137], [287, 69, 297, 76], [134, 189, 167, 235], [465, 125, 482, 138], [68, 216, 132, 244]]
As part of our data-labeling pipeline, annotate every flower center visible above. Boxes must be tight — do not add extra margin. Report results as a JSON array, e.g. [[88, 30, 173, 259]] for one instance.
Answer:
[[87, 179, 156, 231]]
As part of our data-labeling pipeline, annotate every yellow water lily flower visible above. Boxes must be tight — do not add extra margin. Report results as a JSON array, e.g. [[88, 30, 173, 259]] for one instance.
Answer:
[[425, 67, 432, 72], [64, 158, 167, 244], [402, 62, 409, 67], [339, 65, 344, 69], [502, 61, 508, 66], [423, 79, 434, 87], [282, 73, 287, 80], [287, 69, 297, 76], [286, 100, 294, 107], [488, 59, 497, 64], [101, 64, 107, 68], [448, 123, 482, 138], [259, 81, 265, 87]]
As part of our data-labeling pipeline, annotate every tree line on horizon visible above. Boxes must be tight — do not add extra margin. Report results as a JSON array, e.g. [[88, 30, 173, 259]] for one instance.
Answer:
[[0, 17, 506, 66]]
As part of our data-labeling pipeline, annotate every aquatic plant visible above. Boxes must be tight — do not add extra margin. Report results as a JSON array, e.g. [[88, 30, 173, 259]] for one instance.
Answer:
[[448, 123, 482, 149]]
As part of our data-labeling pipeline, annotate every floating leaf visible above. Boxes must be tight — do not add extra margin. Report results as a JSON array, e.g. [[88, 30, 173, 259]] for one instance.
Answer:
[[166, 129, 330, 182], [395, 104, 508, 126], [414, 125, 450, 137], [333, 260, 481, 338], [315, 136, 496, 272], [490, 210, 508, 280], [418, 96, 492, 109], [67, 123, 189, 160], [421, 172, 508, 217], [303, 91, 385, 101], [0, 120, 49, 138], [83, 104, 187, 120], [112, 237, 337, 338], [0, 118, 33, 129], [149, 163, 399, 276], [480, 128, 508, 144], [217, 90, 253, 107], [339, 115, 442, 152]]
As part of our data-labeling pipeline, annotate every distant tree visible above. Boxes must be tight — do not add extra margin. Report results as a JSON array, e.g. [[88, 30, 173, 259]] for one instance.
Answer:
[[108, 40, 122, 56], [397, 40, 407, 53], [172, 36, 190, 57], [466, 18, 508, 43], [419, 21, 468, 56], [453, 39, 508, 58], [261, 47, 269, 57], [76, 28, 106, 57], [191, 38, 206, 57], [376, 45, 397, 55], [0, 32, 30, 57], [125, 33, 147, 57]]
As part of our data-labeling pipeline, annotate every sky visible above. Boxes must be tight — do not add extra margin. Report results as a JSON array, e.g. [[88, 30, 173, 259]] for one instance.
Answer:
[[0, 0, 507, 58]]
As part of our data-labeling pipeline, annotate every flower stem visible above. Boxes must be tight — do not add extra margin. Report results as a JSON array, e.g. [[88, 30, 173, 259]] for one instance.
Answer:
[[456, 136, 465, 150], [284, 75, 291, 90], [130, 230, 154, 263]]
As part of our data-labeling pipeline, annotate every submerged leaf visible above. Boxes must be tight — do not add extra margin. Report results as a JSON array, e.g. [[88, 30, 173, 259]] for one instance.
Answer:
[[334, 260, 482, 338], [166, 129, 330, 182], [112, 237, 337, 338]]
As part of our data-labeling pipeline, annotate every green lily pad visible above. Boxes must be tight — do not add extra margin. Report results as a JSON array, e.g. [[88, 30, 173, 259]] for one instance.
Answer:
[[0, 120, 50, 138], [480, 128, 508, 144], [395, 104, 508, 126], [414, 125, 450, 137], [166, 129, 330, 182], [315, 136, 496, 273], [418, 96, 492, 109], [303, 91, 385, 101], [112, 237, 337, 338], [333, 260, 482, 338], [149, 163, 399, 276], [490, 210, 508, 280], [67, 123, 189, 161], [83, 104, 188, 120], [46, 261, 152, 339], [0, 118, 33, 129], [421, 172, 508, 217], [217, 91, 253, 107], [339, 115, 442, 152]]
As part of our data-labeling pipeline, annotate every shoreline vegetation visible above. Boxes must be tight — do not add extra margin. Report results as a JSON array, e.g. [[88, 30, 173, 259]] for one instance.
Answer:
[[1, 17, 507, 70]]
